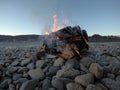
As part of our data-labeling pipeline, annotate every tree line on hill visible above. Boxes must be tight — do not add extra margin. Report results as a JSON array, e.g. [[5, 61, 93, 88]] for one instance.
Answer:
[[0, 34, 120, 42]]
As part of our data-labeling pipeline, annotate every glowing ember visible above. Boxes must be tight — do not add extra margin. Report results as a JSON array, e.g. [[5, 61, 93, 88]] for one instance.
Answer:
[[45, 32, 49, 35]]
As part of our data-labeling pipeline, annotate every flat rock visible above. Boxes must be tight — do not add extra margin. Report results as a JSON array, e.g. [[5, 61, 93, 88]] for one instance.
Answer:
[[28, 68, 45, 80], [42, 78, 52, 90], [11, 61, 19, 66], [27, 63, 34, 69], [0, 79, 11, 89], [86, 84, 102, 90], [65, 59, 80, 70], [101, 78, 120, 90], [17, 78, 28, 84], [89, 63, 103, 79], [18, 67, 29, 73], [109, 62, 120, 74], [80, 57, 94, 68], [52, 78, 73, 90], [95, 83, 108, 90], [66, 83, 84, 90], [53, 57, 65, 67], [49, 66, 61, 75], [56, 66, 80, 79], [20, 58, 31, 66], [9, 84, 15, 90], [116, 75, 120, 81], [36, 60, 45, 68], [80, 63, 89, 73], [13, 74, 23, 81], [75, 73, 94, 87], [19, 80, 38, 90]]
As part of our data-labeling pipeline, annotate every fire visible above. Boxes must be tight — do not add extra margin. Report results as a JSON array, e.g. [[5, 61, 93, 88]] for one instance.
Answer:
[[45, 32, 49, 35], [52, 14, 57, 32]]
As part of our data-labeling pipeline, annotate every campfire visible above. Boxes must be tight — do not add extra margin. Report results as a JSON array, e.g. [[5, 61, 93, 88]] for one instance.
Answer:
[[37, 25, 89, 60], [37, 14, 89, 60]]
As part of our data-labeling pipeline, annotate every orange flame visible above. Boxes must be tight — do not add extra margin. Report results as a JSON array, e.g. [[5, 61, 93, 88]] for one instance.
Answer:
[[45, 32, 49, 35]]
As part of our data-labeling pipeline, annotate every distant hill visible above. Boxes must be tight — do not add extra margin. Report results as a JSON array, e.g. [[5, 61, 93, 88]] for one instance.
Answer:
[[89, 34, 120, 42], [0, 35, 43, 42], [0, 34, 120, 42]]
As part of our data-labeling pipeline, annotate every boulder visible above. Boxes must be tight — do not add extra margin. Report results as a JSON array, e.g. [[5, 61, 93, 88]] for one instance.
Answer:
[[56, 66, 80, 79], [0, 79, 11, 89], [27, 63, 35, 69], [53, 58, 65, 67], [49, 66, 61, 75], [65, 59, 80, 70], [19, 80, 39, 90], [89, 63, 103, 79], [42, 78, 52, 90], [28, 68, 45, 80], [86, 84, 102, 90], [75, 73, 94, 87], [36, 60, 45, 68], [20, 58, 31, 66], [12, 74, 23, 81], [9, 84, 15, 90], [80, 57, 94, 68], [95, 83, 108, 90], [101, 78, 120, 90], [52, 78, 73, 90], [66, 83, 84, 90], [11, 61, 19, 66]]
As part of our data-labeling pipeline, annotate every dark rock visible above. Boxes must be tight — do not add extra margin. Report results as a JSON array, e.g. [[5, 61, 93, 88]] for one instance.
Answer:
[[52, 78, 73, 90], [75, 73, 94, 87], [106, 73, 115, 79], [80, 63, 89, 73], [27, 63, 35, 69], [36, 60, 45, 69], [101, 78, 120, 90], [18, 67, 29, 73], [0, 79, 11, 89], [42, 78, 52, 90], [80, 57, 94, 68], [95, 83, 108, 90], [116, 75, 120, 81], [9, 84, 15, 90], [13, 74, 23, 81], [49, 66, 60, 75], [86, 84, 102, 90], [19, 79, 39, 90], [17, 78, 28, 84], [109, 62, 120, 74], [55, 66, 80, 79], [49, 88, 56, 90], [20, 58, 31, 66], [65, 59, 80, 70], [28, 68, 45, 80], [7, 66, 18, 74], [11, 61, 19, 66], [66, 83, 84, 90]]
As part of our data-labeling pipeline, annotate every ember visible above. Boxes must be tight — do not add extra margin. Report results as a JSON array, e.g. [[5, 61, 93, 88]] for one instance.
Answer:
[[39, 25, 89, 60]]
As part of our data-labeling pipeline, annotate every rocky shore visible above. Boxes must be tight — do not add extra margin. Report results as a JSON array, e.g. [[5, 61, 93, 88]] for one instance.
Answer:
[[0, 42, 120, 90]]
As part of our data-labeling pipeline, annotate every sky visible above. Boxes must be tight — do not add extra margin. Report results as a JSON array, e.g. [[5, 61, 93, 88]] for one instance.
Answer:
[[0, 0, 120, 36]]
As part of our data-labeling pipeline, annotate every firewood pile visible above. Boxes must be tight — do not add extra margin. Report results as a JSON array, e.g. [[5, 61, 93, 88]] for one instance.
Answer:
[[37, 25, 89, 60]]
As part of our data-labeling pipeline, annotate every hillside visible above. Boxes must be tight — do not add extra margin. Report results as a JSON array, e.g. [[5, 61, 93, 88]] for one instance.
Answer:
[[0, 34, 120, 42]]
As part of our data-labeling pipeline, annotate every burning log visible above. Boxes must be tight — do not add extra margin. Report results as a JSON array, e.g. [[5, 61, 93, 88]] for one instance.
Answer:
[[39, 25, 89, 60]]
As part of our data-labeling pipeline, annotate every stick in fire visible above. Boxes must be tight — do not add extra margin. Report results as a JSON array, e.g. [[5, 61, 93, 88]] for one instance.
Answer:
[[40, 25, 89, 60]]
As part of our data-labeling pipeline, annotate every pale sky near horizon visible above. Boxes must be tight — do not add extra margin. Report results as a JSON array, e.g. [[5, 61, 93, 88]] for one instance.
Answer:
[[0, 0, 120, 36]]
